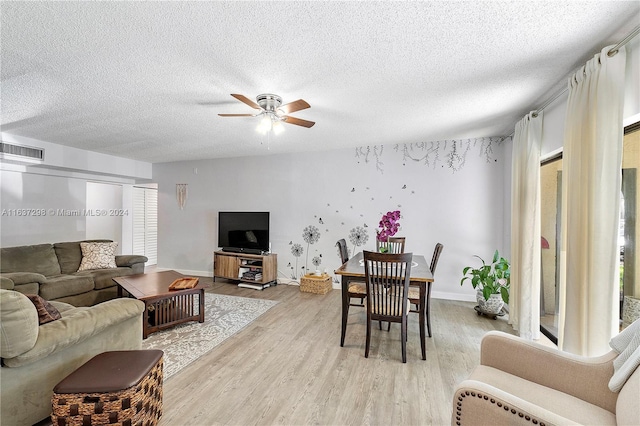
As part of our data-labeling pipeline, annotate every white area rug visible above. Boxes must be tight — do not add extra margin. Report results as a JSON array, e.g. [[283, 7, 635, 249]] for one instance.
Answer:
[[141, 293, 278, 380]]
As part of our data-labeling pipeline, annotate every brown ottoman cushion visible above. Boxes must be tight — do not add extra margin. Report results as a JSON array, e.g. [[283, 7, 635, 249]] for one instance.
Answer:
[[52, 350, 163, 425]]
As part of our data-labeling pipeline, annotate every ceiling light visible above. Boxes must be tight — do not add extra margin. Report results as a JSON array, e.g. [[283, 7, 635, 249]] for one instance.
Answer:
[[256, 114, 272, 134], [272, 120, 285, 135]]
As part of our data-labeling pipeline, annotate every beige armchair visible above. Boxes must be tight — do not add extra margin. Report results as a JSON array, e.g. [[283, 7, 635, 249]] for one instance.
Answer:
[[452, 331, 640, 426]]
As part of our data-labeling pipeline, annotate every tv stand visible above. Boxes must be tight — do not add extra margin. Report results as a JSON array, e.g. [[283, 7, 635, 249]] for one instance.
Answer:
[[213, 251, 277, 289]]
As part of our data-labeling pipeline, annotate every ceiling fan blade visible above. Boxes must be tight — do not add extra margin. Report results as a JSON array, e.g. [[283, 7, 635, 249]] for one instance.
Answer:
[[278, 99, 310, 114], [230, 94, 261, 110], [283, 116, 315, 128], [218, 114, 256, 117]]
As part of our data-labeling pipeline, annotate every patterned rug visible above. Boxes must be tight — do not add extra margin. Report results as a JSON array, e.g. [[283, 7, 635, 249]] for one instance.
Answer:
[[141, 293, 278, 380]]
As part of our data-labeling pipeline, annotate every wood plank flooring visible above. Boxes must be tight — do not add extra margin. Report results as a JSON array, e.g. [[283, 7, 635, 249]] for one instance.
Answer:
[[160, 280, 514, 425]]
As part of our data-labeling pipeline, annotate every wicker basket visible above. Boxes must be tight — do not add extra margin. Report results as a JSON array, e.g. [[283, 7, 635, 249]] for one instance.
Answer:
[[300, 273, 332, 295], [51, 353, 163, 426]]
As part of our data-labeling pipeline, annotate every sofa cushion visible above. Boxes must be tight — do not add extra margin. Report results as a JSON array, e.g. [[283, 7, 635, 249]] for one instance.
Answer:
[[0, 289, 39, 358], [54, 240, 112, 274], [25, 294, 62, 325], [0, 243, 61, 276], [77, 242, 118, 271], [40, 275, 95, 300], [470, 365, 616, 425], [74, 267, 133, 290]]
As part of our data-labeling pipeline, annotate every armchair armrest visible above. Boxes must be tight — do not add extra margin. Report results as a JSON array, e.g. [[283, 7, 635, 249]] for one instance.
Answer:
[[480, 331, 618, 412], [453, 379, 580, 426], [0, 272, 47, 285], [115, 255, 148, 267]]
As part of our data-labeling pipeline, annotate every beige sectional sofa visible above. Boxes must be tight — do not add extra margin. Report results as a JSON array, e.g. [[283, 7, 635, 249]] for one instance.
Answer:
[[0, 240, 147, 306], [0, 289, 145, 425]]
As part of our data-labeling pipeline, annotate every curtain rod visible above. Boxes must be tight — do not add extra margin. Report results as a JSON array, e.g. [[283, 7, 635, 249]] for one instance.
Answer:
[[513, 24, 640, 128]]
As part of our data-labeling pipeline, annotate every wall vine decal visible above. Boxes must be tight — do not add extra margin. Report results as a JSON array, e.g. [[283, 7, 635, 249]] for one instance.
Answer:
[[356, 137, 507, 174]]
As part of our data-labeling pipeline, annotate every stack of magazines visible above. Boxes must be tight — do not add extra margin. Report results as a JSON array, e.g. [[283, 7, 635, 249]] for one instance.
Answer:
[[242, 270, 263, 281]]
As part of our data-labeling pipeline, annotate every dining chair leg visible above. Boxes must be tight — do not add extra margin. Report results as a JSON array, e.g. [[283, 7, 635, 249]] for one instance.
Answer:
[[387, 321, 391, 332], [365, 314, 371, 358], [401, 316, 407, 363], [419, 298, 426, 360]]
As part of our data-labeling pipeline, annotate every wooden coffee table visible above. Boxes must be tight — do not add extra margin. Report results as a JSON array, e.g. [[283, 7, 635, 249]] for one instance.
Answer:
[[113, 270, 206, 338]]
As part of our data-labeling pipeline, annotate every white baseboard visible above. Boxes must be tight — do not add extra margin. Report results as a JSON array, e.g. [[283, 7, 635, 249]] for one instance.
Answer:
[[431, 291, 476, 303], [172, 268, 212, 277]]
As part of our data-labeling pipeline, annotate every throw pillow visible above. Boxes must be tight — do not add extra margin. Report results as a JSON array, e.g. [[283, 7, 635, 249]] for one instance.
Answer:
[[25, 294, 62, 325], [77, 241, 118, 271]]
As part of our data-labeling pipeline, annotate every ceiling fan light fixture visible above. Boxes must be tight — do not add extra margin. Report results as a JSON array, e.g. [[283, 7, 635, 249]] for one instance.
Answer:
[[256, 115, 272, 134], [272, 120, 285, 135]]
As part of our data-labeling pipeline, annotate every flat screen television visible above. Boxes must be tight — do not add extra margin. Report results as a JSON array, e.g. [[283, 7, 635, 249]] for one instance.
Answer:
[[218, 211, 270, 254]]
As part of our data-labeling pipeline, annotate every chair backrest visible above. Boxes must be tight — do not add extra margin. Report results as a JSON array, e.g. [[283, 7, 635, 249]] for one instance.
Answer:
[[336, 239, 349, 264], [430, 243, 443, 275], [376, 237, 406, 254], [363, 251, 413, 318]]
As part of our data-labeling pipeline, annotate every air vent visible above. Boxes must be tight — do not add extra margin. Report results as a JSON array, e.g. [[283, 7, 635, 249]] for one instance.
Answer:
[[0, 142, 44, 164]]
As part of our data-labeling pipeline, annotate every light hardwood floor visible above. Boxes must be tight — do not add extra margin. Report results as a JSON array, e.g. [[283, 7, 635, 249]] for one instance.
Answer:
[[160, 280, 514, 426]]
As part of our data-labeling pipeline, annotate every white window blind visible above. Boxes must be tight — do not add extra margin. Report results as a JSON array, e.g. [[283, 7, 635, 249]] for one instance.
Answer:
[[132, 187, 158, 265]]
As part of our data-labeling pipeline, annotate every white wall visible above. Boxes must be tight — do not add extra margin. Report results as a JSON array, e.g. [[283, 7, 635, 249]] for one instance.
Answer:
[[85, 182, 123, 253], [154, 139, 509, 301], [0, 133, 152, 248], [0, 170, 87, 246], [0, 133, 152, 180]]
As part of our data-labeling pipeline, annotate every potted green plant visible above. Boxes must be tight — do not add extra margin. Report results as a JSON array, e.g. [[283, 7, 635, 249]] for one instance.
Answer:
[[460, 250, 510, 314]]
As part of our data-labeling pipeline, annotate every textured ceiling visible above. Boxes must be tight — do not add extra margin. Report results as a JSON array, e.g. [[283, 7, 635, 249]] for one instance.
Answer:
[[1, 1, 639, 163]]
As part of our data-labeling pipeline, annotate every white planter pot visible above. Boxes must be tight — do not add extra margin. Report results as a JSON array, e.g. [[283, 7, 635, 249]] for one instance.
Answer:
[[477, 290, 504, 315]]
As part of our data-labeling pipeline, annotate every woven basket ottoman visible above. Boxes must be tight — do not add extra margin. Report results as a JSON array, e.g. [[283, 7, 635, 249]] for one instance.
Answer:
[[300, 273, 332, 294], [51, 350, 163, 426]]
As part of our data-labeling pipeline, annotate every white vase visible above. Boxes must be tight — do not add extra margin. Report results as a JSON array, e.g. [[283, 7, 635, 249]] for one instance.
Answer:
[[476, 290, 504, 315]]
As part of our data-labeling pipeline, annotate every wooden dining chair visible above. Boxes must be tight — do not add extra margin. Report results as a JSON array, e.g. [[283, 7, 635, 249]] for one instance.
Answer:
[[376, 236, 406, 254], [363, 250, 413, 363], [336, 239, 367, 304], [408, 242, 443, 337]]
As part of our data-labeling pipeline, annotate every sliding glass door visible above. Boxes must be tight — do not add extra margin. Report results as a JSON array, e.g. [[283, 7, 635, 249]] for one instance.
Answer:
[[540, 122, 639, 342]]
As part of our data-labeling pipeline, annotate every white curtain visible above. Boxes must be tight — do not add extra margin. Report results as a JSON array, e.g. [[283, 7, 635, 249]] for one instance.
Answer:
[[510, 112, 542, 340], [558, 46, 627, 356]]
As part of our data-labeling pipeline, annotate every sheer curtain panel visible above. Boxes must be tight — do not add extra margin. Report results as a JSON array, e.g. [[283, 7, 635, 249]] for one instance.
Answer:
[[558, 46, 627, 356], [510, 112, 542, 340]]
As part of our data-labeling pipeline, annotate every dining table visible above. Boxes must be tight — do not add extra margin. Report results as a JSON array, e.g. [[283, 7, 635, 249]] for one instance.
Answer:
[[334, 251, 433, 360]]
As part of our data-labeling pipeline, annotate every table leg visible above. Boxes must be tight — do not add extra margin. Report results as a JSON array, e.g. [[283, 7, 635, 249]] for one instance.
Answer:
[[117, 285, 123, 298], [419, 283, 426, 360], [143, 303, 150, 339], [199, 289, 205, 323], [340, 276, 350, 347]]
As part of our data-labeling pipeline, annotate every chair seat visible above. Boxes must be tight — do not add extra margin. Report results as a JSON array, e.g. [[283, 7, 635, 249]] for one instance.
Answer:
[[407, 287, 419, 300], [370, 296, 405, 315], [348, 282, 366, 295]]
